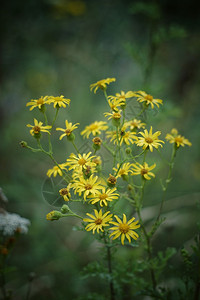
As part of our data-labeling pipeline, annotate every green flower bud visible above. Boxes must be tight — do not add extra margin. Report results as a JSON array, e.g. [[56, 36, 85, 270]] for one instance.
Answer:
[[61, 204, 71, 214], [20, 141, 28, 148], [46, 210, 62, 221], [67, 133, 75, 142]]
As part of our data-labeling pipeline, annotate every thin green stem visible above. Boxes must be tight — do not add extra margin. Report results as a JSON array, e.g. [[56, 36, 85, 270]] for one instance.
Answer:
[[103, 233, 115, 300], [71, 140, 80, 154]]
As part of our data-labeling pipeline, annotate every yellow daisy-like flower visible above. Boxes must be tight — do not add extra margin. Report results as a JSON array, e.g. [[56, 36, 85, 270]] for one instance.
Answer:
[[113, 163, 134, 179], [109, 214, 140, 245], [48, 95, 71, 108], [66, 152, 96, 171], [90, 78, 116, 94], [71, 175, 104, 200], [27, 118, 52, 136], [106, 128, 138, 146], [136, 126, 164, 152], [108, 90, 134, 107], [125, 119, 146, 131], [131, 162, 156, 180], [59, 185, 71, 201], [107, 98, 126, 112], [104, 110, 121, 121], [81, 121, 108, 139], [133, 91, 163, 109], [46, 163, 67, 177], [88, 187, 119, 207], [56, 120, 80, 140], [165, 128, 192, 148], [83, 209, 113, 234], [26, 96, 51, 111]]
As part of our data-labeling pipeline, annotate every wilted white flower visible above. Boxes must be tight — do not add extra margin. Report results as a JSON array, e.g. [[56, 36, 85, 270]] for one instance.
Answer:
[[0, 212, 31, 236]]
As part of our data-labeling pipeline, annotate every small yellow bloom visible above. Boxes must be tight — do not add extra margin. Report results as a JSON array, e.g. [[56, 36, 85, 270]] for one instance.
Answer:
[[131, 162, 156, 180], [108, 91, 134, 109], [27, 118, 52, 136], [46, 210, 62, 221], [132, 91, 163, 109], [83, 209, 113, 234], [106, 128, 138, 146], [88, 187, 119, 207], [81, 121, 108, 138], [66, 152, 96, 171], [90, 78, 116, 93], [104, 110, 121, 121], [125, 119, 146, 131], [46, 164, 67, 177], [56, 120, 79, 140], [59, 185, 71, 201], [136, 126, 164, 152], [113, 163, 134, 178], [48, 95, 70, 108], [109, 214, 140, 245], [71, 175, 104, 200], [26, 96, 51, 111], [165, 129, 192, 148], [107, 97, 126, 112]]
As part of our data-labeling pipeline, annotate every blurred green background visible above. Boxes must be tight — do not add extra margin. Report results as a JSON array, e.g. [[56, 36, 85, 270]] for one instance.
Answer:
[[0, 0, 200, 299]]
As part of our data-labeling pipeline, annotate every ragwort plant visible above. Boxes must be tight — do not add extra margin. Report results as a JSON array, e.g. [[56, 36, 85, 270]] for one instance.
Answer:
[[21, 78, 193, 300]]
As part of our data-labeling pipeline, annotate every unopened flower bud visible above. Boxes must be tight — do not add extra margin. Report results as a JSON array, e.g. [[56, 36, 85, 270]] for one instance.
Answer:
[[92, 137, 102, 151], [125, 147, 132, 154], [46, 210, 62, 221], [20, 141, 28, 148], [61, 204, 71, 214], [107, 174, 117, 187], [67, 132, 75, 142]]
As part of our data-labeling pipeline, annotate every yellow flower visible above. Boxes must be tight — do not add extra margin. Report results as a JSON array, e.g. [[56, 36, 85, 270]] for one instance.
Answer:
[[131, 162, 156, 180], [71, 175, 104, 200], [59, 185, 71, 201], [27, 118, 52, 136], [133, 91, 163, 109], [106, 128, 138, 146], [108, 91, 134, 108], [104, 110, 121, 121], [88, 187, 119, 207], [125, 119, 146, 131], [107, 98, 126, 112], [165, 128, 192, 148], [66, 152, 96, 171], [83, 209, 113, 234], [90, 78, 116, 93], [48, 95, 70, 108], [81, 121, 108, 138], [56, 120, 80, 140], [136, 126, 164, 152], [46, 163, 67, 177], [113, 163, 134, 178], [109, 214, 140, 245], [46, 210, 62, 221], [26, 96, 51, 111]]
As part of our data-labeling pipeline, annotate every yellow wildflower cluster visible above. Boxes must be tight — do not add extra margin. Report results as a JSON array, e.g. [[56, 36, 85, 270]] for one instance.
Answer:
[[23, 77, 191, 246]]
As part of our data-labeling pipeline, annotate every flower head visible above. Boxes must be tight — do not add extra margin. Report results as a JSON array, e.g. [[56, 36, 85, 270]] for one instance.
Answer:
[[125, 119, 146, 131], [83, 209, 113, 233], [66, 152, 96, 171], [48, 95, 70, 108], [165, 128, 192, 148], [59, 185, 71, 201], [113, 163, 134, 179], [90, 78, 116, 93], [136, 126, 164, 152], [26, 96, 51, 111], [46, 210, 62, 221], [27, 119, 52, 137], [56, 120, 79, 140], [88, 187, 119, 207], [106, 128, 138, 146], [71, 175, 104, 200], [109, 214, 140, 245], [81, 121, 108, 139], [46, 163, 67, 177], [131, 162, 156, 180], [133, 91, 163, 109]]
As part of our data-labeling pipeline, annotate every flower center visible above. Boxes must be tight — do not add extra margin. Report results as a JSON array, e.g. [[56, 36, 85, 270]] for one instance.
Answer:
[[119, 223, 130, 234], [120, 130, 125, 136], [113, 113, 121, 119], [78, 158, 86, 165], [60, 188, 69, 196], [89, 124, 98, 131], [107, 175, 117, 185], [93, 137, 102, 145], [175, 137, 183, 143], [65, 129, 72, 136], [33, 126, 41, 134], [95, 218, 102, 225], [85, 184, 92, 190], [37, 98, 44, 105], [141, 168, 148, 175], [145, 94, 153, 101], [145, 137, 153, 144], [99, 193, 108, 200], [130, 121, 138, 128]]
